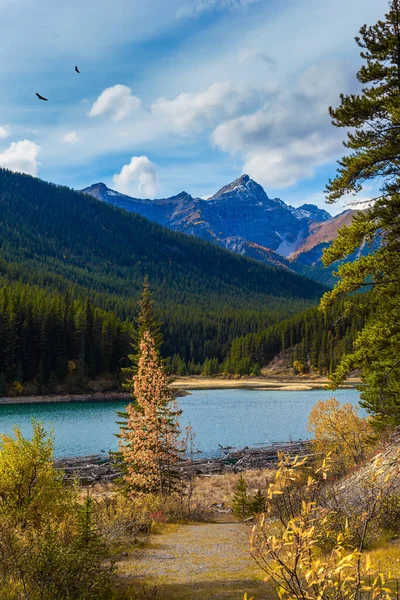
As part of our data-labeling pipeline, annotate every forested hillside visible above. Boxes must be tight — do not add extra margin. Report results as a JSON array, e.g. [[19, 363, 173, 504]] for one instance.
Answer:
[[0, 169, 325, 306], [0, 281, 132, 394], [223, 296, 367, 376], [0, 168, 328, 391]]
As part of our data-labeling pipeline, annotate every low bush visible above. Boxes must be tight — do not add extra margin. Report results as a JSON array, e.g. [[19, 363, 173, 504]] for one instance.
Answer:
[[0, 423, 114, 600], [95, 490, 210, 550]]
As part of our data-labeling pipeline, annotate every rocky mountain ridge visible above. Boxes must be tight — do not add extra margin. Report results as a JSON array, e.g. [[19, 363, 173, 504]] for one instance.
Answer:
[[81, 175, 357, 282]]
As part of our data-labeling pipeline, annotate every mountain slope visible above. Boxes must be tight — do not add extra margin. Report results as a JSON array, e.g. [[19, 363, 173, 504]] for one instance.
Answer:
[[0, 169, 326, 307], [82, 175, 331, 267], [290, 210, 357, 266], [224, 294, 368, 376], [204, 175, 330, 255], [290, 209, 379, 285], [82, 176, 376, 287]]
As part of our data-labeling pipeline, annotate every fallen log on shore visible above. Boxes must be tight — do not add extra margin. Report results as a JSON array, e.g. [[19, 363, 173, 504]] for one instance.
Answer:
[[54, 454, 121, 485], [180, 440, 313, 476], [55, 439, 313, 485]]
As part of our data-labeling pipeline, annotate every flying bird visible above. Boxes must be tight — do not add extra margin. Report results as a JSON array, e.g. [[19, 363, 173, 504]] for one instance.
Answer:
[[36, 92, 48, 101], [75, 65, 80, 73]]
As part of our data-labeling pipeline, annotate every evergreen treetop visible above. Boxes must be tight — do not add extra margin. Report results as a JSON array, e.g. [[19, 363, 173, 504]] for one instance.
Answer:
[[122, 276, 163, 391], [321, 0, 400, 425], [232, 475, 250, 519], [326, 0, 400, 203]]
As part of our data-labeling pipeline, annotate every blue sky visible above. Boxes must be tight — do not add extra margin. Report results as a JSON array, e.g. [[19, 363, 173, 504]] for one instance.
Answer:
[[0, 0, 387, 213]]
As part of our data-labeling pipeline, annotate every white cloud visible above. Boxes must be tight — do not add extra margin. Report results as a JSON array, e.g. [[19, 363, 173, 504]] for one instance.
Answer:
[[152, 81, 266, 132], [239, 49, 277, 68], [177, 0, 260, 18], [62, 131, 81, 144], [241, 134, 340, 188], [88, 85, 142, 122], [212, 63, 349, 189], [0, 140, 40, 176], [304, 188, 374, 213], [113, 156, 159, 198], [0, 126, 10, 139]]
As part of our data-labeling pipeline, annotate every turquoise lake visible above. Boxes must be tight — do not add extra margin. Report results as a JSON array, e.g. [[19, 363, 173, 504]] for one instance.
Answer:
[[0, 388, 362, 457]]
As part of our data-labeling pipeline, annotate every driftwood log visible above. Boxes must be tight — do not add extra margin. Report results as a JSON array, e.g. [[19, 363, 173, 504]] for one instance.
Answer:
[[54, 454, 121, 485], [54, 440, 312, 485]]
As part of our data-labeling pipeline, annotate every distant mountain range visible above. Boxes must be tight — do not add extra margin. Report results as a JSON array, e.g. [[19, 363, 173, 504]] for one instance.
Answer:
[[82, 175, 359, 283]]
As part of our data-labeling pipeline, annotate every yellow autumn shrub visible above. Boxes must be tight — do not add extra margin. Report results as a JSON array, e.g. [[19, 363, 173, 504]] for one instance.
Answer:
[[249, 452, 399, 600], [307, 398, 375, 475]]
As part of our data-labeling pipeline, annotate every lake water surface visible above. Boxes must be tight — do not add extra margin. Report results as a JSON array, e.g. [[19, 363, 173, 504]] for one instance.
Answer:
[[0, 388, 362, 457]]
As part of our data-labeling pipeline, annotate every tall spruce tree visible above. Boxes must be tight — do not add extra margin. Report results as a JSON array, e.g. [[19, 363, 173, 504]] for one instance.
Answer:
[[119, 331, 182, 495], [122, 276, 163, 388], [321, 0, 400, 425], [116, 277, 163, 429]]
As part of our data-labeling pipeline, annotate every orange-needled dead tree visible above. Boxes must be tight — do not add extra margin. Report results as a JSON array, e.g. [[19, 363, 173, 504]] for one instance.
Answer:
[[119, 330, 182, 495]]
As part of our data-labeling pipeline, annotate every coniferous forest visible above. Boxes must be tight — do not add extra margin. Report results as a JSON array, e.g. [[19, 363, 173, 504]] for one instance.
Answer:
[[223, 296, 367, 377]]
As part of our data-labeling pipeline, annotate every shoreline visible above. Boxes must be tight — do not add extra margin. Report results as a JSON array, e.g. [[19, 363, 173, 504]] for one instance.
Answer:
[[170, 376, 359, 392], [55, 439, 313, 483], [0, 391, 132, 406], [0, 376, 359, 406]]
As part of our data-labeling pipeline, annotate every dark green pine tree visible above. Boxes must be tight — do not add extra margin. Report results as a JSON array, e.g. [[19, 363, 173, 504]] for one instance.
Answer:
[[0, 371, 6, 397], [251, 489, 266, 516], [320, 0, 400, 426], [232, 475, 250, 519], [37, 356, 44, 395]]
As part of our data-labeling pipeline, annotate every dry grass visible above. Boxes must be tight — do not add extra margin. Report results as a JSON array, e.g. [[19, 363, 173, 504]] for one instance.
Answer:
[[366, 543, 400, 578], [171, 375, 359, 391], [90, 469, 276, 517], [191, 469, 275, 515]]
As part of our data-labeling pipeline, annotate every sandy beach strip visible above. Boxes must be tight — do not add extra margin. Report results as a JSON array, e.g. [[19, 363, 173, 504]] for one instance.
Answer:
[[170, 376, 359, 391]]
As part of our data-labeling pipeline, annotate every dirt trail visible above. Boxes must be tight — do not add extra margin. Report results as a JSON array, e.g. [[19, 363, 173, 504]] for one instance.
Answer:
[[119, 521, 270, 600]]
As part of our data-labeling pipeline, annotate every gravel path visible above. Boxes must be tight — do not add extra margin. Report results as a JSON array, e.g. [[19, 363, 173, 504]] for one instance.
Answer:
[[119, 521, 271, 599]]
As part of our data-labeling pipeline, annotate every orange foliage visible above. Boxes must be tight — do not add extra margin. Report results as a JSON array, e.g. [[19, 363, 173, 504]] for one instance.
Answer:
[[119, 331, 182, 495]]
